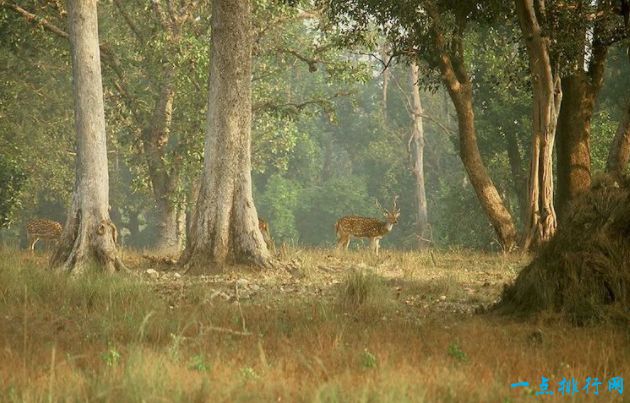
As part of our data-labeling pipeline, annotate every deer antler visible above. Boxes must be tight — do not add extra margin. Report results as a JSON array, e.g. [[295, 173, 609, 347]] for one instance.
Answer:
[[375, 199, 388, 214], [392, 195, 399, 211]]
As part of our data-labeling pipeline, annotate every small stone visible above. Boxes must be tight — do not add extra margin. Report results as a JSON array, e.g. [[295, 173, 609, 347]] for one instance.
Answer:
[[146, 269, 159, 278], [439, 295, 447, 301], [173, 273, 182, 279], [236, 278, 249, 287]]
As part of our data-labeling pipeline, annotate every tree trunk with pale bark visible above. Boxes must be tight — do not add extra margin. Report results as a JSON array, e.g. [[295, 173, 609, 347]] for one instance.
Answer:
[[515, 0, 562, 249], [381, 43, 390, 124], [180, 0, 271, 272], [50, 0, 125, 273], [409, 62, 430, 248]]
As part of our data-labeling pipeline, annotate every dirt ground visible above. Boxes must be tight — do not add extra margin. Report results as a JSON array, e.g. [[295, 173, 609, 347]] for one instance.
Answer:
[[134, 248, 525, 320]]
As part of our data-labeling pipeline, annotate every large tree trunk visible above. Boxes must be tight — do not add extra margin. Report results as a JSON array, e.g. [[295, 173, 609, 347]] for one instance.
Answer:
[[555, 4, 608, 219], [50, 0, 125, 274], [409, 62, 430, 248], [556, 76, 593, 219], [515, 0, 562, 250], [180, 0, 271, 272], [607, 97, 630, 179], [427, 8, 517, 251]]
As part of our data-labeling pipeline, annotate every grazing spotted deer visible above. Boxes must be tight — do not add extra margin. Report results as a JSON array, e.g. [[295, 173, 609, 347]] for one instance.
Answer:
[[258, 218, 275, 252], [335, 196, 400, 255], [26, 218, 63, 252]]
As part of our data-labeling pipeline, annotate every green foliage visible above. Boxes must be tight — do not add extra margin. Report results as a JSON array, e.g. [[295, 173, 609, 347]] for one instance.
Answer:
[[296, 176, 374, 245], [241, 366, 260, 381], [591, 109, 618, 172], [188, 354, 211, 372], [101, 346, 122, 367], [253, 115, 302, 174], [447, 342, 468, 363], [0, 153, 26, 228], [360, 349, 378, 369], [258, 175, 301, 242]]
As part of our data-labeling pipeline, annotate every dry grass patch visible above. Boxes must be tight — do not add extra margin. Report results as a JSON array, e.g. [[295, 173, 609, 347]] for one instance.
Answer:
[[497, 175, 630, 325], [0, 248, 627, 402]]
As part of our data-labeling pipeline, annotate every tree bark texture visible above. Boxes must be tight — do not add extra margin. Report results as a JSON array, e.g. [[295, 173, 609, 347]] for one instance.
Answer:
[[427, 7, 517, 251], [142, 64, 183, 253], [556, 76, 594, 218], [409, 62, 430, 248], [607, 98, 630, 179], [505, 130, 528, 222], [555, 3, 609, 219], [50, 0, 125, 274], [515, 0, 562, 249], [181, 0, 271, 272]]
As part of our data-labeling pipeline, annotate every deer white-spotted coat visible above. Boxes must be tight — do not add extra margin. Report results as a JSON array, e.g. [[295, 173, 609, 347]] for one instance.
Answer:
[[26, 219, 63, 251], [335, 196, 400, 255]]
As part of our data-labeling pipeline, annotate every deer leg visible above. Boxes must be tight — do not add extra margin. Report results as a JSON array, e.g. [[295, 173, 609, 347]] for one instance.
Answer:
[[375, 239, 380, 256], [336, 234, 344, 250], [338, 234, 350, 250], [369, 238, 379, 255], [28, 236, 38, 252]]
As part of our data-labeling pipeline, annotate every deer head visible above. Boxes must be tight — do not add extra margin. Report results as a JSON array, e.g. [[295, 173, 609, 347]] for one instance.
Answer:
[[376, 195, 400, 226]]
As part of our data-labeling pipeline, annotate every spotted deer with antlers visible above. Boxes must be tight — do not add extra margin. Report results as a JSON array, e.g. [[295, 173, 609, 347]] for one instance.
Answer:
[[26, 218, 63, 252], [335, 196, 400, 255]]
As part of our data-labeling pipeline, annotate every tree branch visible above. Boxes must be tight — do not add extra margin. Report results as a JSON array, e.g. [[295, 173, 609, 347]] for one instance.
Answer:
[[112, 0, 145, 44], [253, 91, 353, 114], [3, 3, 68, 39]]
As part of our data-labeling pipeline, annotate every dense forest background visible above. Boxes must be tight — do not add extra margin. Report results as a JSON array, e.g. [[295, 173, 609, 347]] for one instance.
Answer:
[[1, 0, 629, 252]]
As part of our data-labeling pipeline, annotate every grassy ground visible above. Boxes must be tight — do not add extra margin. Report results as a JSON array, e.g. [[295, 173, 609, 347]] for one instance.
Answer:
[[0, 247, 627, 402]]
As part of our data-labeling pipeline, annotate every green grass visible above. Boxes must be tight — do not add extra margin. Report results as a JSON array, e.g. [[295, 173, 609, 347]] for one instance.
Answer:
[[0, 248, 627, 402]]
